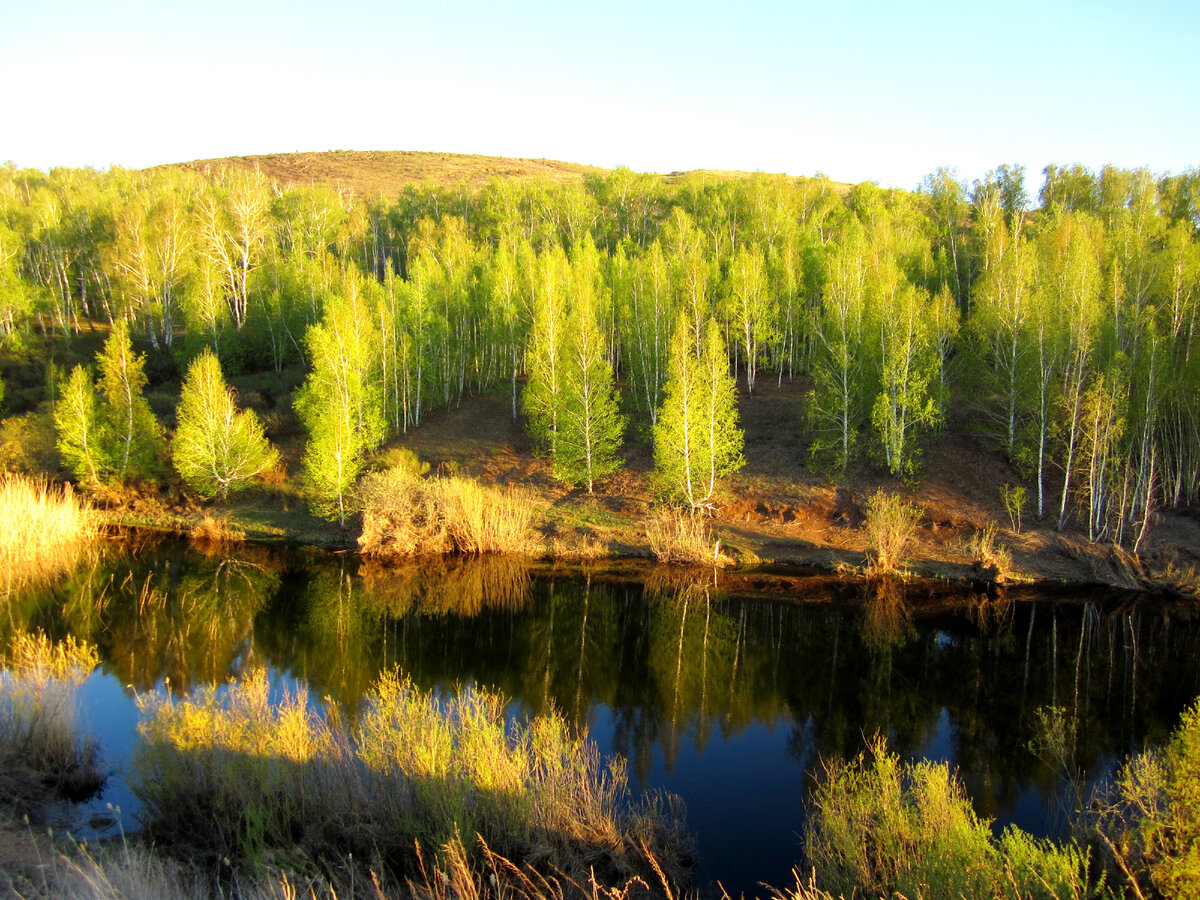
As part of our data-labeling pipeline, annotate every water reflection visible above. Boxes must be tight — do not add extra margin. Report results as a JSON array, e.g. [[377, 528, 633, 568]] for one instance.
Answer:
[[7, 546, 1200, 895]]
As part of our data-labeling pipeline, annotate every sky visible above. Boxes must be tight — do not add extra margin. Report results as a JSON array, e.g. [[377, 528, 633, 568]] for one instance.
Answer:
[[2, 0, 1197, 191]]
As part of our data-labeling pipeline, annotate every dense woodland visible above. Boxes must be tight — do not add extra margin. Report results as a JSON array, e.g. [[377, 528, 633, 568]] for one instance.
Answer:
[[0, 159, 1198, 545]]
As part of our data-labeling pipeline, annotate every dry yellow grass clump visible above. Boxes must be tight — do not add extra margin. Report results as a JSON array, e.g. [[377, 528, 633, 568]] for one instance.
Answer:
[[645, 508, 733, 567], [358, 467, 542, 558], [0, 631, 103, 808], [0, 475, 100, 598]]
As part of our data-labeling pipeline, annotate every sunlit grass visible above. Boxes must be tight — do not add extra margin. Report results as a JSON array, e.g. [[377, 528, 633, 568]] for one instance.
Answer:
[[0, 630, 104, 809], [0, 474, 101, 598], [357, 466, 542, 558], [862, 490, 921, 576], [132, 666, 690, 890], [644, 508, 732, 567]]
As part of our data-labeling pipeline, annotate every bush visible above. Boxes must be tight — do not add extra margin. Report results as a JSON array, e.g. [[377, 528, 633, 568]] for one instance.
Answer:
[[862, 490, 922, 575], [1095, 698, 1200, 898], [804, 735, 1102, 900]]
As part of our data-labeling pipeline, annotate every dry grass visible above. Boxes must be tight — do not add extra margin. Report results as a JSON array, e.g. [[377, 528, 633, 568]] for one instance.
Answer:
[[862, 491, 922, 576], [357, 468, 542, 559], [966, 523, 1014, 584], [0, 631, 104, 810], [187, 513, 246, 549], [644, 509, 733, 567], [132, 667, 691, 891], [0, 474, 101, 598], [169, 150, 608, 199]]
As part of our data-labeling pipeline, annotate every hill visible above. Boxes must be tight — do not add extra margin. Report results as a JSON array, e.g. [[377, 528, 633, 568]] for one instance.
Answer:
[[167, 150, 609, 198], [163, 150, 853, 199]]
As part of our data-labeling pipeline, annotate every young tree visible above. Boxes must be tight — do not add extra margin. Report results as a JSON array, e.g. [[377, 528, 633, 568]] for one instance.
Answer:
[[654, 315, 744, 509], [296, 277, 384, 526], [554, 263, 625, 492], [96, 319, 164, 481], [172, 349, 279, 500], [54, 365, 108, 487]]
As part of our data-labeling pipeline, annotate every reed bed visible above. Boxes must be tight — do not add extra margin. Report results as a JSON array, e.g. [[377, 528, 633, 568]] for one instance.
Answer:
[[132, 667, 690, 893], [0, 631, 104, 809], [644, 509, 732, 567], [0, 474, 101, 598], [358, 468, 542, 559]]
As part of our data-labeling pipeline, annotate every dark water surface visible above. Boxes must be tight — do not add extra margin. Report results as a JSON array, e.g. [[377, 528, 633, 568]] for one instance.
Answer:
[[9, 543, 1200, 896]]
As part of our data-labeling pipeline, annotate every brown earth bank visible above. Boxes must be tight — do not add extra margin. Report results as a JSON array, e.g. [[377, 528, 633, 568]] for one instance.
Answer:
[[106, 375, 1198, 602]]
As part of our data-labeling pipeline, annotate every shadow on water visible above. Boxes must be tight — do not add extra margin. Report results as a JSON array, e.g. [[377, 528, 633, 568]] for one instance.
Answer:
[[6, 544, 1200, 896]]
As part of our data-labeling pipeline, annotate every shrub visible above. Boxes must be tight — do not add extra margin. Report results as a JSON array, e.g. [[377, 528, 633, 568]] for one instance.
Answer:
[[1095, 698, 1200, 897], [804, 735, 1101, 900], [862, 490, 922, 575]]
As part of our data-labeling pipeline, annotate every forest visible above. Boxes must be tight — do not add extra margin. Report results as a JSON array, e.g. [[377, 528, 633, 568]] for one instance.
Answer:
[[0, 157, 1198, 558]]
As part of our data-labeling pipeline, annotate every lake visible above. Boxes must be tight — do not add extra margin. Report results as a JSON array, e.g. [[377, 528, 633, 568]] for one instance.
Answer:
[[8, 541, 1200, 897]]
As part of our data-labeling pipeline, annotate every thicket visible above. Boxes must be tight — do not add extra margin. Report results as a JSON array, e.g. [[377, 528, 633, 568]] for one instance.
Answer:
[[0, 160, 1197, 539]]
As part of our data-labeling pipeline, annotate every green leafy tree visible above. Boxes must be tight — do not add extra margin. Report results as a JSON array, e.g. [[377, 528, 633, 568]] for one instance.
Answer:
[[172, 349, 279, 500], [97, 320, 164, 481], [296, 277, 383, 526], [654, 315, 744, 509], [54, 365, 108, 487], [554, 265, 624, 492]]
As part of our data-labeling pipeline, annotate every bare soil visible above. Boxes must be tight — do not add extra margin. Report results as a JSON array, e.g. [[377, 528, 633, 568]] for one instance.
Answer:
[[384, 378, 1200, 595]]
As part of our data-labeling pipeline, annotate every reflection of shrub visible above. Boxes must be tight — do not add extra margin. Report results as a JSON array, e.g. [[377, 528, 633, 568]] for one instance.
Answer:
[[133, 667, 690, 890], [1095, 698, 1200, 897], [862, 491, 921, 576], [0, 631, 103, 809], [0, 474, 100, 598], [645, 508, 732, 567], [357, 468, 540, 558], [802, 736, 1098, 900]]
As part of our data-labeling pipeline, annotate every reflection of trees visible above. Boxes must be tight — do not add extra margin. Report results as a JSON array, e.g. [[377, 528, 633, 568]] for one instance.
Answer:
[[101, 551, 279, 690], [9, 545, 281, 691], [14, 541, 1200, 838]]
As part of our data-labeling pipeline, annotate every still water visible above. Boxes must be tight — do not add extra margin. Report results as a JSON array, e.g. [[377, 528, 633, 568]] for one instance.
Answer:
[[8, 543, 1200, 896]]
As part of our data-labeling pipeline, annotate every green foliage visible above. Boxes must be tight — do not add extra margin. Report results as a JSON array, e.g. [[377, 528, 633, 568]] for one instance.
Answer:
[[1001, 482, 1027, 532], [805, 736, 1104, 900], [653, 315, 744, 509], [172, 349, 279, 500], [97, 319, 165, 481], [54, 322, 163, 486], [296, 279, 384, 525], [1096, 698, 1200, 898]]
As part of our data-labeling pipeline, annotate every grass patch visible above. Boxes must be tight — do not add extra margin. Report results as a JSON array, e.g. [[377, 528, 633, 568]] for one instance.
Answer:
[[0, 631, 104, 811], [132, 667, 690, 891], [0, 474, 101, 599], [187, 513, 246, 550], [357, 467, 542, 558], [862, 490, 922, 576], [644, 508, 732, 567], [967, 522, 1015, 584]]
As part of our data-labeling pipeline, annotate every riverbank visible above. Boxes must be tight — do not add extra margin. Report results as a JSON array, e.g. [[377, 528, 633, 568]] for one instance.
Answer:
[[85, 380, 1200, 600]]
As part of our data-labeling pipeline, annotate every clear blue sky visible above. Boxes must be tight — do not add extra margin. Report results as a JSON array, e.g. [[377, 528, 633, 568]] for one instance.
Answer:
[[3, 0, 1196, 190]]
